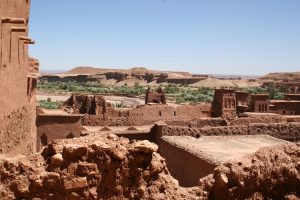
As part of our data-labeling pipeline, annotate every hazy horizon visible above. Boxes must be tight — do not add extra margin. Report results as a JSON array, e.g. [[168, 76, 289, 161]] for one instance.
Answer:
[[40, 66, 290, 77], [29, 0, 300, 75]]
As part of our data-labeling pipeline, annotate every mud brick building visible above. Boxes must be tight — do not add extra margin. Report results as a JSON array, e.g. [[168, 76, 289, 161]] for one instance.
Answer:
[[64, 94, 212, 126], [0, 0, 37, 154], [285, 94, 300, 101], [250, 94, 270, 113], [145, 87, 166, 104], [235, 91, 250, 113], [212, 89, 237, 120], [270, 94, 300, 115]]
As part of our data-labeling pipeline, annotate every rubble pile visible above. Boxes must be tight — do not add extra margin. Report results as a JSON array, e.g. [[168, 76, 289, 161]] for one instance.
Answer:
[[0, 134, 299, 199], [0, 134, 197, 200], [200, 143, 300, 199]]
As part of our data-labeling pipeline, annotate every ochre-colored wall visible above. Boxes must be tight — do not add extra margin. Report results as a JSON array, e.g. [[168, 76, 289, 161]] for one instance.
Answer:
[[154, 122, 300, 142], [0, 0, 37, 155], [36, 115, 82, 151], [82, 104, 212, 126], [159, 138, 216, 187]]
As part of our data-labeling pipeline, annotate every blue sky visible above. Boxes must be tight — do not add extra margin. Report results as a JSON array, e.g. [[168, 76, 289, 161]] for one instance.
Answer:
[[29, 0, 300, 75]]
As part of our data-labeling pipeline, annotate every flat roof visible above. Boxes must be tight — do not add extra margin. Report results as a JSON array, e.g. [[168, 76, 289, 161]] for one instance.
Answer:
[[161, 135, 290, 165], [38, 108, 82, 117], [270, 100, 300, 103], [243, 112, 280, 116]]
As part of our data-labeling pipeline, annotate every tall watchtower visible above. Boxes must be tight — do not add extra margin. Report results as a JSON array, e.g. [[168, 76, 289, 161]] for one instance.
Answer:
[[212, 89, 236, 120]]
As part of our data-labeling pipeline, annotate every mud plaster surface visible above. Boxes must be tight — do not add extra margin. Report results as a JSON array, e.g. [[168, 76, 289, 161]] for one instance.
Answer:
[[161, 135, 291, 164]]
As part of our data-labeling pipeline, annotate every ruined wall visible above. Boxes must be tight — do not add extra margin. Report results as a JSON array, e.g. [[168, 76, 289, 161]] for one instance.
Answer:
[[230, 114, 287, 126], [164, 118, 227, 128], [127, 104, 212, 126], [0, 133, 299, 199], [81, 102, 212, 126], [0, 134, 197, 199], [159, 138, 216, 187], [145, 87, 166, 104], [270, 100, 300, 115], [236, 91, 249, 113], [285, 94, 300, 101], [199, 143, 300, 199], [36, 114, 82, 151], [0, 0, 37, 155], [154, 122, 300, 142]]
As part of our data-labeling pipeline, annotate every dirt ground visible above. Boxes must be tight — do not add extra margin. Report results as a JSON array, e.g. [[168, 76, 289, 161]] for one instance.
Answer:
[[37, 92, 145, 107]]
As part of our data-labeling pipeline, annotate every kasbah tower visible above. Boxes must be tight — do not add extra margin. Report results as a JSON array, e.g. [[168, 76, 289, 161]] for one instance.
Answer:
[[0, 0, 38, 154]]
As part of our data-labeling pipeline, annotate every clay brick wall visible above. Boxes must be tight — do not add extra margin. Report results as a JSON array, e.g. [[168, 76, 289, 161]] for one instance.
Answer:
[[126, 104, 212, 126], [159, 139, 216, 187], [154, 122, 300, 143], [285, 94, 300, 101], [164, 118, 227, 128], [81, 100, 212, 126], [36, 114, 82, 151], [236, 91, 250, 113], [270, 101, 300, 115], [250, 94, 270, 113], [0, 0, 37, 155], [212, 89, 236, 120], [230, 114, 287, 126], [145, 87, 166, 104]]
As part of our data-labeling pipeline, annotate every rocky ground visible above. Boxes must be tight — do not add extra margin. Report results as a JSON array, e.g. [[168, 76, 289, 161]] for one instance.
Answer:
[[0, 133, 299, 199]]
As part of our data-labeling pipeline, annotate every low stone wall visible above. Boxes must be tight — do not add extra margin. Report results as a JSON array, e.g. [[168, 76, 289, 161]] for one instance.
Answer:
[[37, 114, 82, 151], [82, 115, 106, 126], [230, 115, 287, 126], [159, 138, 217, 187], [153, 122, 300, 142], [81, 103, 212, 126], [165, 118, 227, 128], [0, 133, 299, 199]]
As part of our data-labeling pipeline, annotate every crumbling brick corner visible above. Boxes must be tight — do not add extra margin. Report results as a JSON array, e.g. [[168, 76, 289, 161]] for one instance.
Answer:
[[145, 87, 166, 104]]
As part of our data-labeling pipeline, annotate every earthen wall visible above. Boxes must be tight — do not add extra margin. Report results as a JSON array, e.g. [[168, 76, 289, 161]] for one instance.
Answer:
[[154, 122, 300, 142], [270, 101, 300, 115], [36, 115, 82, 151], [164, 118, 227, 127], [0, 0, 37, 155], [82, 103, 212, 126], [159, 139, 216, 187]]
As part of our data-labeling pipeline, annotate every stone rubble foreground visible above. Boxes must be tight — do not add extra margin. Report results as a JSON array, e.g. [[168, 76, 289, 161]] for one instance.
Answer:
[[0, 133, 299, 199]]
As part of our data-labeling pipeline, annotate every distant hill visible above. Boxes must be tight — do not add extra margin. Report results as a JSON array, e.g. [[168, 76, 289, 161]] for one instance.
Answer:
[[40, 66, 262, 88], [260, 72, 300, 81], [63, 66, 192, 78]]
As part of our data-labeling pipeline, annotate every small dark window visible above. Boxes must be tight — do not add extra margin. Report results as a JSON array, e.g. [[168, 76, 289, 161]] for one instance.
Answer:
[[27, 77, 31, 97], [264, 104, 267, 112], [283, 110, 286, 115], [159, 111, 162, 117], [174, 111, 176, 116], [66, 133, 75, 139], [40, 133, 48, 147]]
